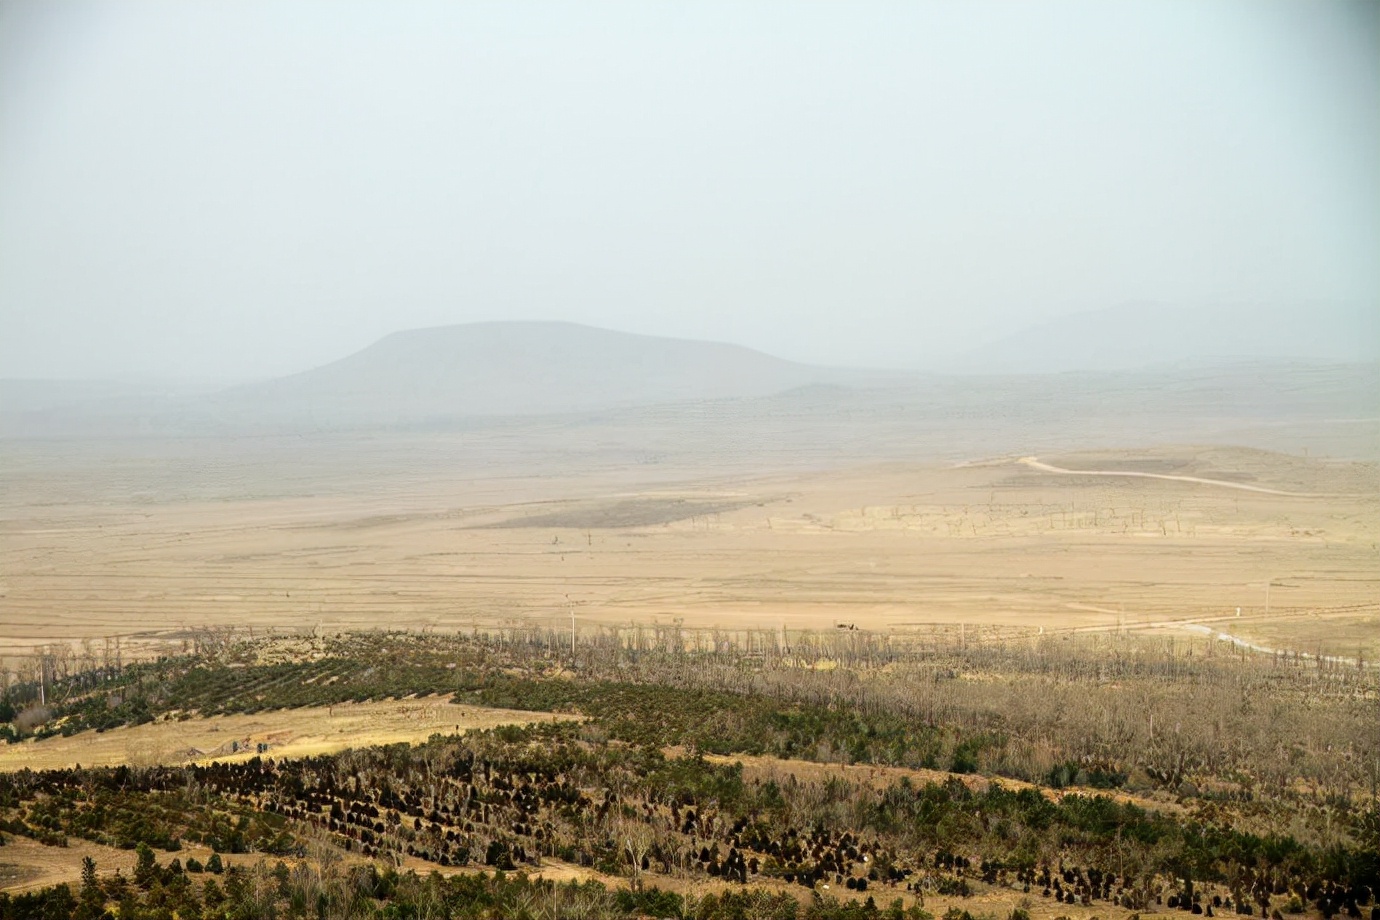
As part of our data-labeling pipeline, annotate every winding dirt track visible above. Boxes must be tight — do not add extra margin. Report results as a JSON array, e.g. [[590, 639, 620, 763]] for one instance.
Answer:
[[1018, 457, 1318, 497]]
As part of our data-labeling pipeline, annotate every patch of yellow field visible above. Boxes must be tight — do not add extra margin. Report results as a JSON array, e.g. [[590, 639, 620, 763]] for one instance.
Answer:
[[0, 698, 578, 772]]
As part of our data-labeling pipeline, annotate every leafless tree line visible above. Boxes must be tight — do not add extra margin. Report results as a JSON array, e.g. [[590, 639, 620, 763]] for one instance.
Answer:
[[461, 622, 1379, 813]]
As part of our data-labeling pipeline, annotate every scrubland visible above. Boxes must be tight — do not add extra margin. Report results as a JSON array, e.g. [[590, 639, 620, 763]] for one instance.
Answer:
[[0, 623, 1375, 919], [1, 432, 1376, 919]]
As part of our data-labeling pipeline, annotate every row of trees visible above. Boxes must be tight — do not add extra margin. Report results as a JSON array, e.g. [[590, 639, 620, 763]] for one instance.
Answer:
[[5, 721, 1376, 918]]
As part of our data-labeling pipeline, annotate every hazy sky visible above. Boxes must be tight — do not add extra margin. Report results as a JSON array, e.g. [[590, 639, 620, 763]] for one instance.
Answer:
[[1, 0, 1377, 379]]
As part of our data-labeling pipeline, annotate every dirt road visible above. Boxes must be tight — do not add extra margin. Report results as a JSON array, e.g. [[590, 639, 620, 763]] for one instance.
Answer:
[[1018, 457, 1318, 496]]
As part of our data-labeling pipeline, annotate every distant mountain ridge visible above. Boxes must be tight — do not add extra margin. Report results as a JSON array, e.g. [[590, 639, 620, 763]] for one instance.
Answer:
[[210, 321, 846, 426], [4, 320, 1376, 450], [953, 301, 1378, 374]]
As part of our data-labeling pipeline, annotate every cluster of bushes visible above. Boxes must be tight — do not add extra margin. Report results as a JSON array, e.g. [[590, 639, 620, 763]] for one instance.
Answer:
[[3, 656, 468, 741], [0, 635, 504, 743], [3, 786, 297, 857], [0, 857, 934, 920], [465, 676, 998, 772], [1045, 761, 1128, 790]]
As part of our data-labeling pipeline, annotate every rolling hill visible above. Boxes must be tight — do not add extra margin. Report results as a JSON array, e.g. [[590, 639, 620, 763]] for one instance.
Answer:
[[208, 321, 848, 427], [4, 323, 1375, 463]]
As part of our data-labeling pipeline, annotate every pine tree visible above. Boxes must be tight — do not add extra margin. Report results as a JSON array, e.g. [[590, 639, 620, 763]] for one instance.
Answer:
[[76, 856, 103, 920], [134, 842, 157, 889]]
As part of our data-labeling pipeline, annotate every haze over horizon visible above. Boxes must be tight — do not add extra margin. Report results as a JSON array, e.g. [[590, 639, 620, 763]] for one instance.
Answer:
[[2, 1, 1377, 380]]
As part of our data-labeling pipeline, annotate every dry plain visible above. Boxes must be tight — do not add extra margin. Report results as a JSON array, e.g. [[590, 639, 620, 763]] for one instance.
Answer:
[[2, 438, 1376, 662]]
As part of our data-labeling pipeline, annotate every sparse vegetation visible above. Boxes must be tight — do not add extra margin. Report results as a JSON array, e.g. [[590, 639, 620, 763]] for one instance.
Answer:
[[8, 628, 1372, 810], [1, 628, 1376, 918]]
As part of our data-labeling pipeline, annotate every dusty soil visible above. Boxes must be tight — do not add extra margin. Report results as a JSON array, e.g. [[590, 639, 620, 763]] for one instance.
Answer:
[[0, 698, 578, 772]]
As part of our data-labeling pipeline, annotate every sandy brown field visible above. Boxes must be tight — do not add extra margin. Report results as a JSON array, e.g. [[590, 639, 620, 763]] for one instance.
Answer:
[[0, 698, 577, 772], [2, 443, 1377, 662], [0, 834, 226, 895]]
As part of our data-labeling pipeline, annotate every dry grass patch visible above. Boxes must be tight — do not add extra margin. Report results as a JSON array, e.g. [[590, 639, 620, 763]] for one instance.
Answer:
[[0, 698, 578, 772], [3, 449, 1377, 659], [0, 835, 224, 894]]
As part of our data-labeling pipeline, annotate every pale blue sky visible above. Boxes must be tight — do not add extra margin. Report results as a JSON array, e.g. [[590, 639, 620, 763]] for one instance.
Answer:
[[1, 0, 1376, 379]]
